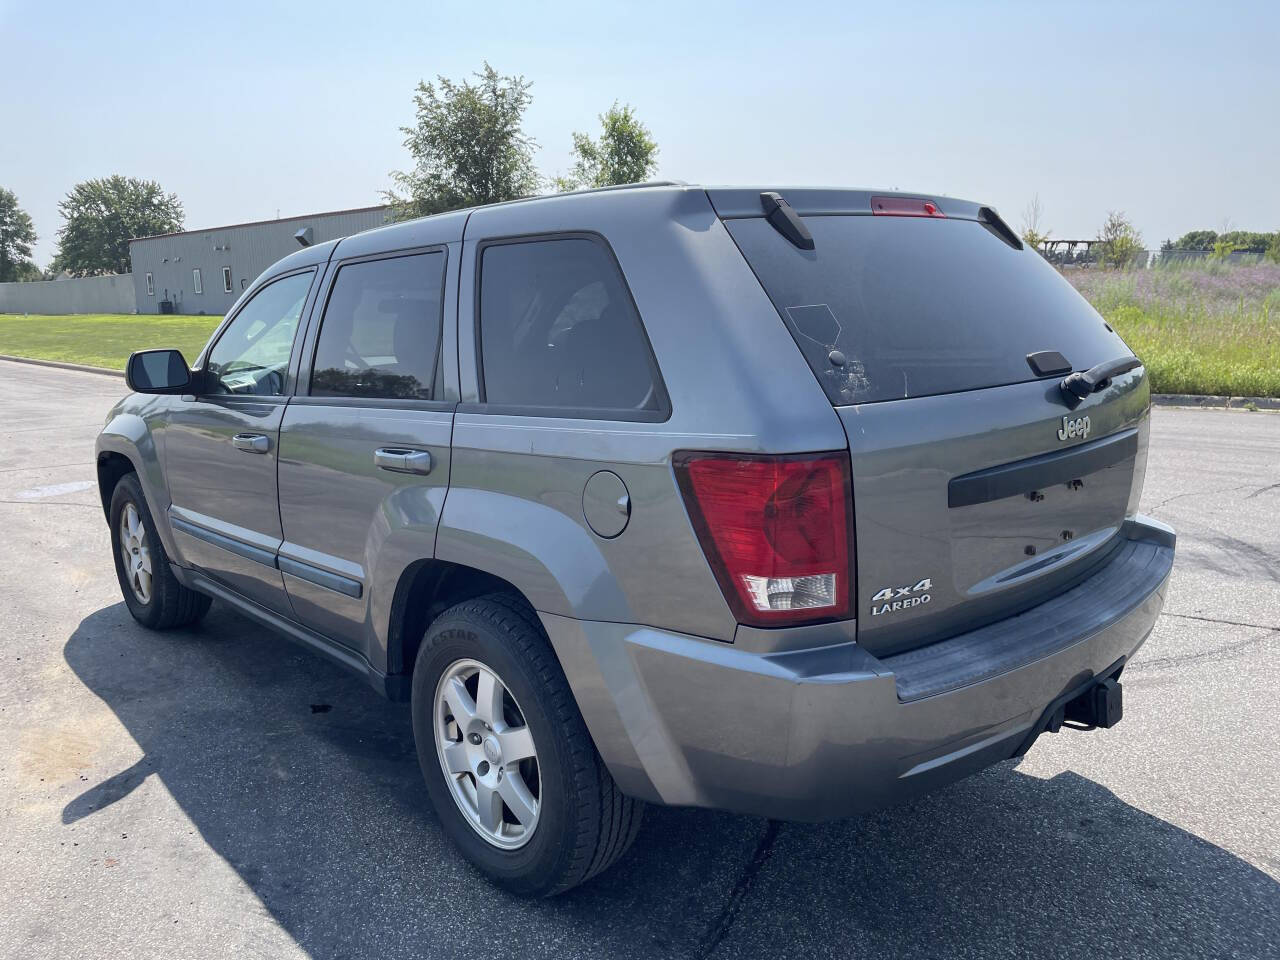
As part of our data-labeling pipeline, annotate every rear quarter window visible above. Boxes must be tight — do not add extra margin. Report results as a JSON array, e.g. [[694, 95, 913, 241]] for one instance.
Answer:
[[477, 236, 666, 418], [725, 215, 1130, 405]]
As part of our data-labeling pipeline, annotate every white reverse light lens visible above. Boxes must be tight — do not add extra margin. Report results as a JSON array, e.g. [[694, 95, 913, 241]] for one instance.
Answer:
[[741, 573, 837, 612]]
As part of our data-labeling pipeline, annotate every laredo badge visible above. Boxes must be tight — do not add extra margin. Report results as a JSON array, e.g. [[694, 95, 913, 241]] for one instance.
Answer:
[[870, 578, 932, 616]]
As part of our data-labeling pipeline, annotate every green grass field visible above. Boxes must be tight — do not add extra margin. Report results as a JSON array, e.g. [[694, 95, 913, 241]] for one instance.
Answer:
[[3, 258, 1278, 396], [1066, 259, 1280, 398], [0, 313, 220, 370]]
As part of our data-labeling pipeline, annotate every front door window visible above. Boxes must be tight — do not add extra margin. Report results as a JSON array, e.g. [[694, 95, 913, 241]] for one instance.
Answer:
[[204, 271, 313, 396]]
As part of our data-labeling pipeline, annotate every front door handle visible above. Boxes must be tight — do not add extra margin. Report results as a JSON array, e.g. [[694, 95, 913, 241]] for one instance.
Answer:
[[232, 433, 270, 454], [374, 448, 432, 475]]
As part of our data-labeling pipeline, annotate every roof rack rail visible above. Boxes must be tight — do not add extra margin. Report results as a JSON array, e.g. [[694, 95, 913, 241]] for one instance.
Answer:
[[556, 180, 688, 197], [395, 180, 690, 224]]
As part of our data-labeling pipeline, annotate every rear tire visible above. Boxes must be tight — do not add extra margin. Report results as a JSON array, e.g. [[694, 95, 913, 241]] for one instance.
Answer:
[[109, 473, 212, 630], [411, 593, 643, 896]]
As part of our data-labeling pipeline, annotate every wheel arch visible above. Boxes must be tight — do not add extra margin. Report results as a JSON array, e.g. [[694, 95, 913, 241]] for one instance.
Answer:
[[95, 419, 177, 560], [386, 559, 539, 686], [96, 450, 137, 519]]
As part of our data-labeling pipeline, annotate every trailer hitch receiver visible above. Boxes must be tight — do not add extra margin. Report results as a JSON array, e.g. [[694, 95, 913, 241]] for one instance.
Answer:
[[1063, 676, 1123, 729]]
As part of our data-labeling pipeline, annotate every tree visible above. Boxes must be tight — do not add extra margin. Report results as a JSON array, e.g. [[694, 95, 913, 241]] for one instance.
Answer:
[[1167, 228, 1275, 256], [386, 63, 540, 221], [1019, 193, 1050, 253], [1171, 230, 1217, 251], [554, 103, 659, 191], [0, 188, 38, 283], [1095, 211, 1144, 268], [53, 176, 183, 276], [1210, 237, 1243, 260], [1217, 230, 1272, 254], [14, 262, 46, 282]]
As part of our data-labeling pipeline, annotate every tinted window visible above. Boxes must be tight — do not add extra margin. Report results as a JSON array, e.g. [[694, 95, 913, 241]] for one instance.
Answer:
[[479, 238, 662, 414], [310, 252, 444, 401], [725, 216, 1130, 404], [205, 270, 312, 396]]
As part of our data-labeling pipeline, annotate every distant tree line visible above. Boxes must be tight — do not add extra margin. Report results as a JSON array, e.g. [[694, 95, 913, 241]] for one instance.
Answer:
[[1161, 229, 1280, 262]]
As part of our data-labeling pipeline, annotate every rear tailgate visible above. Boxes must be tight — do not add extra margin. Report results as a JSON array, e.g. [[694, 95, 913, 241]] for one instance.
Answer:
[[836, 378, 1148, 656], [714, 189, 1149, 656]]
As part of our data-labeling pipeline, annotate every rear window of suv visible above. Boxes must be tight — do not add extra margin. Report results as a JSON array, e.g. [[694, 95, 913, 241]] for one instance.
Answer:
[[725, 214, 1128, 405]]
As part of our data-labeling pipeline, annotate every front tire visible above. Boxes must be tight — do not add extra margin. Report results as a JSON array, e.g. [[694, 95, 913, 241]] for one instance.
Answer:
[[411, 594, 643, 896], [109, 473, 211, 630]]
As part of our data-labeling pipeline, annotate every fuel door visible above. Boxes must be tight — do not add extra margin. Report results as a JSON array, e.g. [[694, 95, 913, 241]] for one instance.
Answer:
[[583, 470, 630, 539]]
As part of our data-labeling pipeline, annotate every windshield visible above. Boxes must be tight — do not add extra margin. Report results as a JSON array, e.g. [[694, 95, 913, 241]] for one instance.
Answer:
[[725, 215, 1130, 405]]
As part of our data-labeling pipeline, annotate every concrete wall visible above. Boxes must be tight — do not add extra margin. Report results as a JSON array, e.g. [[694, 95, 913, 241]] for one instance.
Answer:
[[129, 206, 389, 316], [0, 274, 137, 315]]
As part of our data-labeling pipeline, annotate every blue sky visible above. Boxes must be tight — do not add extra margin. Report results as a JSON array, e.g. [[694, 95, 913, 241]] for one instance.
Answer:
[[4, 0, 1276, 265]]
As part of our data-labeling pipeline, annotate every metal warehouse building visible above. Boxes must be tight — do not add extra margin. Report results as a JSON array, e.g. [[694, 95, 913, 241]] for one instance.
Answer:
[[128, 205, 389, 315]]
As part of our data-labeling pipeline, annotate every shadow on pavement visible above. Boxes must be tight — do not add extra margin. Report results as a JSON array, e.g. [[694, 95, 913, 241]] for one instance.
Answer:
[[64, 603, 1278, 960]]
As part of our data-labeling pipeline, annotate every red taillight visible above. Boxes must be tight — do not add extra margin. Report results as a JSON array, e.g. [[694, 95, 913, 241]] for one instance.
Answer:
[[871, 195, 946, 218], [674, 452, 855, 628]]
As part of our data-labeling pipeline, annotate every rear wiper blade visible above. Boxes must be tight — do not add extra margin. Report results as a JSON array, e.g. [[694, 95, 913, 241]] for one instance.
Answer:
[[1060, 356, 1142, 407]]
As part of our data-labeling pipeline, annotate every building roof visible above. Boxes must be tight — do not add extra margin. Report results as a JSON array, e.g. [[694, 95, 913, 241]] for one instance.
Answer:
[[128, 204, 390, 245]]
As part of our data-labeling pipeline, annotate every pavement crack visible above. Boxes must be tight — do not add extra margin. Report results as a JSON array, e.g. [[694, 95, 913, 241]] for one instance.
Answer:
[[1130, 626, 1278, 673], [694, 820, 780, 960], [1146, 483, 1253, 514], [1161, 612, 1280, 632], [1244, 480, 1280, 500]]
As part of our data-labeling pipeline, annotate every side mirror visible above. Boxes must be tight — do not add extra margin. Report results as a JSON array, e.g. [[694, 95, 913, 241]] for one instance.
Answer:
[[126, 349, 192, 394]]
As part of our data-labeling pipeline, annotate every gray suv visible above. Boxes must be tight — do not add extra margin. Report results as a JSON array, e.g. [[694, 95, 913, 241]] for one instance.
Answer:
[[96, 184, 1175, 895]]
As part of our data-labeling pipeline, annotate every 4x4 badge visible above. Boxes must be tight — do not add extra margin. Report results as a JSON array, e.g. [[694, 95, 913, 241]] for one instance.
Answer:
[[870, 578, 932, 616]]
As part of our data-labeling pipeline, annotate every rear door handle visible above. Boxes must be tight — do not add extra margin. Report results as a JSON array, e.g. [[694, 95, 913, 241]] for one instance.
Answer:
[[232, 433, 270, 454], [374, 448, 432, 475]]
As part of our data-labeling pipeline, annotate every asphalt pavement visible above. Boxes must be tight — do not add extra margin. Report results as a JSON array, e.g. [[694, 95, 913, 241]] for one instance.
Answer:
[[0, 359, 1276, 960]]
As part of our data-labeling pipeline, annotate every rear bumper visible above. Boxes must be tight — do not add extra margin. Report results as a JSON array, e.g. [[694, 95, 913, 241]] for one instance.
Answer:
[[541, 515, 1174, 821]]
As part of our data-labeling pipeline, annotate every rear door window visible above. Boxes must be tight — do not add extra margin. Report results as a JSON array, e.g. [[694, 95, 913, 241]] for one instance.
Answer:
[[310, 252, 444, 400], [477, 237, 665, 416], [725, 215, 1128, 405]]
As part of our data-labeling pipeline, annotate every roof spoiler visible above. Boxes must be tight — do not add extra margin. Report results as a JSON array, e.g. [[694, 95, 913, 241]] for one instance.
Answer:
[[760, 192, 815, 250], [977, 207, 1023, 250]]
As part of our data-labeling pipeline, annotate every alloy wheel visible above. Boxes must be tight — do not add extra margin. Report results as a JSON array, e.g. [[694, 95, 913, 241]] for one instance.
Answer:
[[434, 658, 541, 849], [119, 502, 153, 604]]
